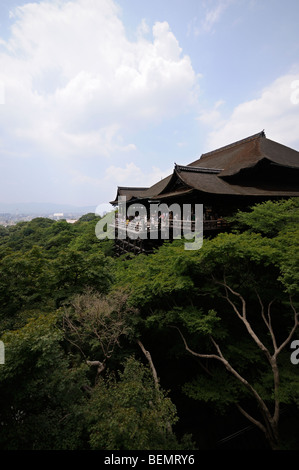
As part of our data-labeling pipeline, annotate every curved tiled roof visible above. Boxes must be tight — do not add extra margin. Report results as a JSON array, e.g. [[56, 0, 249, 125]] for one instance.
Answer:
[[174, 167, 298, 196], [189, 131, 299, 177], [135, 174, 172, 199], [110, 186, 149, 204], [110, 132, 299, 205]]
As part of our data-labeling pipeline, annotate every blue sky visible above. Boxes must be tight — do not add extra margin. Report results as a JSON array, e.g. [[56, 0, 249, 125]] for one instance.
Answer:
[[0, 0, 298, 211]]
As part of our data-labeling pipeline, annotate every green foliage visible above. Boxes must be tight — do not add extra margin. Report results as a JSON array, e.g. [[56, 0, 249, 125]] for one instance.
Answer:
[[78, 213, 100, 222], [0, 246, 56, 327], [0, 199, 298, 450], [113, 243, 195, 310], [183, 369, 244, 413], [274, 229, 299, 295], [87, 356, 194, 450], [53, 248, 113, 305], [178, 307, 221, 336], [0, 215, 114, 257], [0, 312, 89, 450], [0, 215, 115, 330], [230, 197, 299, 236]]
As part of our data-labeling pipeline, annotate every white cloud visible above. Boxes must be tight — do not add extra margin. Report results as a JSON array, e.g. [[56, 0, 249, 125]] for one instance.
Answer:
[[0, 0, 199, 160], [0, 80, 5, 104], [104, 162, 171, 188], [198, 100, 225, 127], [188, 0, 234, 36], [201, 72, 299, 151], [203, 2, 228, 32], [137, 18, 150, 38], [105, 162, 145, 185], [69, 161, 172, 206], [70, 161, 171, 190]]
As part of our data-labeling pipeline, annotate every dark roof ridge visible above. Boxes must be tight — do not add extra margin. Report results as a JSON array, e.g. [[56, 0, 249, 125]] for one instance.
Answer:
[[117, 186, 149, 190], [175, 164, 222, 174], [199, 130, 266, 160]]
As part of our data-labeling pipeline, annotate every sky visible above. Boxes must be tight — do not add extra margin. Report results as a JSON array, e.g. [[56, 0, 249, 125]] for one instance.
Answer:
[[0, 0, 299, 212]]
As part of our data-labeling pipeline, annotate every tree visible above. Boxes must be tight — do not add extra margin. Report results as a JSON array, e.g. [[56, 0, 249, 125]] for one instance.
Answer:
[[171, 202, 299, 450], [86, 356, 194, 450], [175, 289, 298, 449], [230, 197, 299, 237], [115, 199, 299, 449], [0, 246, 55, 328], [0, 218, 55, 252], [0, 311, 89, 450], [0, 198, 297, 450], [53, 248, 113, 306], [113, 240, 195, 311], [63, 290, 195, 450], [69, 216, 114, 255], [63, 289, 139, 378]]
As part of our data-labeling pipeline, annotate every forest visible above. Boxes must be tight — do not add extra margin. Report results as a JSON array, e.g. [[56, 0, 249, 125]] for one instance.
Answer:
[[0, 198, 298, 451]]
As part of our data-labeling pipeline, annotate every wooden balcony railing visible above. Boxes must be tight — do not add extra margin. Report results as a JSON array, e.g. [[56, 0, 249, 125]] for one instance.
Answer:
[[111, 218, 229, 236]]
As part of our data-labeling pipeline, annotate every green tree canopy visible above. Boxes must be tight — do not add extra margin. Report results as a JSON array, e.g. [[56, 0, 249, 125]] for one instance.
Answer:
[[0, 311, 89, 450], [87, 356, 194, 450]]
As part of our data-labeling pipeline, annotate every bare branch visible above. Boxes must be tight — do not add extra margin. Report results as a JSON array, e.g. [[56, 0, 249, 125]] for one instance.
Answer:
[[86, 360, 106, 375], [275, 296, 299, 358], [63, 289, 136, 368], [137, 339, 159, 390], [255, 290, 268, 328], [218, 279, 271, 361], [172, 325, 274, 436], [236, 404, 266, 435], [137, 339, 173, 433], [62, 315, 87, 359], [255, 291, 277, 352], [171, 326, 223, 362], [218, 277, 246, 319]]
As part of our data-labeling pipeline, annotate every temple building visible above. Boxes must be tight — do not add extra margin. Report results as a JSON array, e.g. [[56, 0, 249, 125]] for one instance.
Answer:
[[110, 131, 299, 255]]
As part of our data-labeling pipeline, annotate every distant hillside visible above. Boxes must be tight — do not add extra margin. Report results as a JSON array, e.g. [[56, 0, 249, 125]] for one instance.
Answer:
[[0, 202, 99, 215]]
